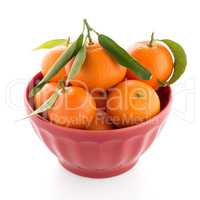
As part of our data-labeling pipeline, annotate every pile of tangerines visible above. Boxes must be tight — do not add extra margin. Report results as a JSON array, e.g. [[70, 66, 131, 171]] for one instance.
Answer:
[[29, 19, 186, 130]]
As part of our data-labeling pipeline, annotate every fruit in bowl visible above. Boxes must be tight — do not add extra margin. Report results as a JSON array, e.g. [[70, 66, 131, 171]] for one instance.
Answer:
[[126, 33, 174, 89], [107, 80, 160, 127], [65, 43, 127, 90], [24, 19, 187, 178]]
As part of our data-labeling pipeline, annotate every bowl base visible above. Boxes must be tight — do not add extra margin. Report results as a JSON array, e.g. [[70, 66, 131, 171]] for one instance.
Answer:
[[59, 160, 138, 179]]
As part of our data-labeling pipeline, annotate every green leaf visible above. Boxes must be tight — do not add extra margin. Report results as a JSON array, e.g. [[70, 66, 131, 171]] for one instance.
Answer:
[[98, 34, 152, 80], [29, 83, 46, 98], [66, 44, 86, 83], [73, 34, 84, 56], [23, 89, 61, 119], [161, 39, 187, 84], [29, 34, 84, 97], [33, 39, 67, 50]]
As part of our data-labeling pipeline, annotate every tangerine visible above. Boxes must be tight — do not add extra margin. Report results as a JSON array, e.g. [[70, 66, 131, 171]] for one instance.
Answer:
[[48, 86, 96, 129], [34, 82, 57, 109], [65, 43, 127, 90], [106, 80, 160, 127], [88, 110, 113, 130], [127, 40, 173, 89], [41, 48, 68, 82]]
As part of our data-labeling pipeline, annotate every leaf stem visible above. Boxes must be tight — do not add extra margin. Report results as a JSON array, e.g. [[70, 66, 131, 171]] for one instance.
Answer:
[[90, 28, 100, 36], [148, 32, 154, 47]]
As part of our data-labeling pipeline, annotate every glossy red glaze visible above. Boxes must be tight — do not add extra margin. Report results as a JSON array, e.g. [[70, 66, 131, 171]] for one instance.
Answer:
[[25, 73, 172, 178]]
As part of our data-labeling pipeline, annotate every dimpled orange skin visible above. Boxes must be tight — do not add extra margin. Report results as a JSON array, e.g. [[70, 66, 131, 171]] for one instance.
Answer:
[[48, 86, 96, 129], [88, 110, 113, 131], [106, 80, 160, 127], [34, 82, 57, 109], [65, 43, 127, 90], [127, 42, 173, 89], [41, 48, 69, 82]]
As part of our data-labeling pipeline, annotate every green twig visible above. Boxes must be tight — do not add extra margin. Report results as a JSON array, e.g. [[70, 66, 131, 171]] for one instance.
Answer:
[[58, 77, 66, 92], [82, 21, 86, 34], [83, 19, 93, 44], [65, 37, 71, 47]]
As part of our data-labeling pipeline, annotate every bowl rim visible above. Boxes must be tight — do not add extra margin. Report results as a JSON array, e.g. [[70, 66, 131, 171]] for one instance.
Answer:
[[25, 73, 172, 136]]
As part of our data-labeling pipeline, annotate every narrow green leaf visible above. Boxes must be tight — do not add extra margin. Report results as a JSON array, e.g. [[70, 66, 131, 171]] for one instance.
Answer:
[[29, 83, 46, 98], [73, 34, 84, 56], [98, 34, 152, 80], [161, 39, 187, 84], [66, 44, 86, 83], [24, 89, 61, 119], [33, 39, 67, 50], [29, 34, 84, 97]]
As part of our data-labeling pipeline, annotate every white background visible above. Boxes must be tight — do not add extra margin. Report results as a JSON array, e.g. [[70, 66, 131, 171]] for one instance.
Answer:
[[0, 0, 199, 199]]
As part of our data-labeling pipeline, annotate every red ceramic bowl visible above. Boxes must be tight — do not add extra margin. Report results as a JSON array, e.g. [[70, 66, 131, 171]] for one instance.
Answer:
[[25, 73, 172, 178]]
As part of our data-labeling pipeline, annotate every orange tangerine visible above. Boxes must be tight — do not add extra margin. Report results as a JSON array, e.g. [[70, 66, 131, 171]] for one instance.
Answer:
[[65, 43, 127, 90], [41, 48, 68, 82], [48, 86, 96, 129], [34, 82, 57, 109], [127, 41, 173, 89], [107, 80, 160, 127], [88, 110, 113, 130]]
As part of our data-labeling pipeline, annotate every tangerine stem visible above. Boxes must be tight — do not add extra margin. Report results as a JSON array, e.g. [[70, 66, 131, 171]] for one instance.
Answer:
[[148, 32, 154, 47], [59, 78, 66, 92], [84, 19, 93, 44], [65, 37, 70, 47], [84, 19, 100, 36], [82, 21, 86, 34]]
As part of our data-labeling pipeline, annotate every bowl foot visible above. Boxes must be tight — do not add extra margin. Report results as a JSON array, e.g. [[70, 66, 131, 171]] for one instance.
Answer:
[[59, 160, 138, 178]]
